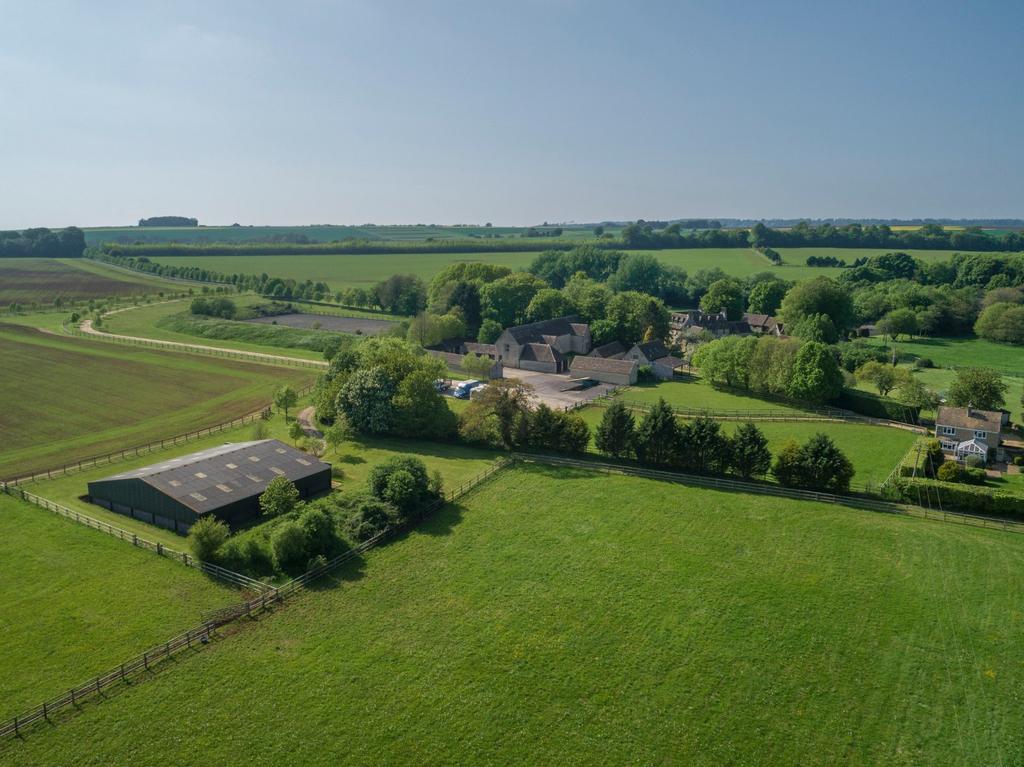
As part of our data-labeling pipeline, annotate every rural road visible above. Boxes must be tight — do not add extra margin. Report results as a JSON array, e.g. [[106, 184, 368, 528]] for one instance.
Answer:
[[78, 317, 327, 369]]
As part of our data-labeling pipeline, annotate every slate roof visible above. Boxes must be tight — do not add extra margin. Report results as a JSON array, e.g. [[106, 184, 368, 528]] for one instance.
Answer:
[[657, 355, 685, 369], [94, 440, 330, 515], [936, 406, 1002, 432], [503, 316, 584, 344], [570, 355, 638, 375], [590, 341, 626, 359], [632, 341, 670, 360], [520, 343, 563, 364], [463, 342, 497, 357]]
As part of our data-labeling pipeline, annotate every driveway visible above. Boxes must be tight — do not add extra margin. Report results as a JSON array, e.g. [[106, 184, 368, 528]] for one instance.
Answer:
[[501, 368, 619, 410]]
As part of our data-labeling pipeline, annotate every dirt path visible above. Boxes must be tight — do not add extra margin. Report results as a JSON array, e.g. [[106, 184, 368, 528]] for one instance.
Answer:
[[297, 406, 323, 439]]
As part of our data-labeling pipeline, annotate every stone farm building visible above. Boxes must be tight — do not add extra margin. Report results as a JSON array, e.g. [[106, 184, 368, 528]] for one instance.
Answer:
[[492, 317, 592, 373], [622, 341, 685, 380], [88, 440, 332, 533], [669, 310, 783, 344], [569, 355, 639, 385], [935, 406, 1007, 464]]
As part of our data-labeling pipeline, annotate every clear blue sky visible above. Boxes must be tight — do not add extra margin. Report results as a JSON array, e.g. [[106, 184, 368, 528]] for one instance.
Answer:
[[1, 0, 1021, 228]]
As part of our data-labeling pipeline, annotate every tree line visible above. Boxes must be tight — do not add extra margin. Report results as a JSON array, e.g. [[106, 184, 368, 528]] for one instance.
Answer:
[[0, 227, 85, 258]]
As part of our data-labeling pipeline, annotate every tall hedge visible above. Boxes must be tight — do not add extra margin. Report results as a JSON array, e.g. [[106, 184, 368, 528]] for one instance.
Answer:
[[835, 388, 920, 424]]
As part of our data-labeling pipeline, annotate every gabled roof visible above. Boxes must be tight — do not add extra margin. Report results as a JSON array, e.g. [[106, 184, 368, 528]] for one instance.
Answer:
[[570, 355, 638, 375], [463, 342, 497, 356], [632, 341, 670, 360], [520, 343, 563, 364], [656, 355, 685, 369], [590, 341, 626, 359], [92, 440, 330, 515], [955, 438, 988, 453], [502, 316, 584, 344], [937, 406, 1002, 432]]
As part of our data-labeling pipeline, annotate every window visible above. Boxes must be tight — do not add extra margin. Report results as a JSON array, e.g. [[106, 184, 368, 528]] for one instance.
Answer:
[[216, 484, 233, 493], [248, 456, 260, 462], [974, 430, 987, 439], [189, 492, 207, 502], [270, 466, 285, 475], [504, 344, 510, 352], [225, 462, 237, 469], [941, 441, 956, 451], [296, 458, 311, 466], [940, 425, 956, 436], [194, 472, 207, 479], [168, 479, 181, 487], [276, 448, 287, 454]]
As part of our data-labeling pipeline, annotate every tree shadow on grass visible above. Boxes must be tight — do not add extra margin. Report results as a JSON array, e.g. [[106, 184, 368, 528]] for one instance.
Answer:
[[302, 551, 367, 592]]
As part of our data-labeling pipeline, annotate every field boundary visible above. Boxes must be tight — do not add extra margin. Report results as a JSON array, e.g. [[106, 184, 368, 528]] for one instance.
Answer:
[[515, 453, 1024, 534], [0, 457, 513, 741], [598, 392, 928, 433], [0, 485, 269, 592], [66, 320, 326, 369], [1, 383, 315, 485]]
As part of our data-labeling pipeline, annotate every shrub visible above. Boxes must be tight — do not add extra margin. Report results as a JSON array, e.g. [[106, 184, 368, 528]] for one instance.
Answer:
[[936, 461, 963, 483], [367, 456, 433, 517], [636, 365, 657, 383], [340, 493, 402, 541], [834, 388, 920, 424], [307, 554, 329, 572], [219, 535, 275, 577], [773, 433, 855, 493], [187, 516, 229, 563], [271, 520, 310, 573], [259, 475, 302, 517], [299, 506, 344, 558], [1014, 455, 1024, 467], [964, 467, 988, 485], [914, 357, 934, 369], [886, 478, 1024, 520], [965, 454, 986, 470]]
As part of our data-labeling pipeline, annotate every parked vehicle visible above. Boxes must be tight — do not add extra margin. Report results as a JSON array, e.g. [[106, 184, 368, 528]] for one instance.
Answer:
[[452, 379, 482, 399]]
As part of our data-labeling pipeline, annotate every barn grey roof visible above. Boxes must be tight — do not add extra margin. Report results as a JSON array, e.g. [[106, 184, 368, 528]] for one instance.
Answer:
[[520, 342, 563, 364], [570, 355, 638, 375], [590, 341, 626, 358], [502, 316, 585, 344], [94, 440, 330, 515], [631, 341, 670, 360]]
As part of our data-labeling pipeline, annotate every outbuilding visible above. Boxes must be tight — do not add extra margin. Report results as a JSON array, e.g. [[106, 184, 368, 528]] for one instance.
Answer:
[[87, 440, 332, 534], [569, 355, 639, 386]]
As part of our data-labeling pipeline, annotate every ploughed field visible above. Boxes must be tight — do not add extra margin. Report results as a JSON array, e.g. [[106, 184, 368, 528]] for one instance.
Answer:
[[0, 323, 314, 480], [0, 259, 179, 306], [244, 312, 398, 335], [146, 248, 978, 292], [3, 464, 1021, 766], [0, 493, 232, 719]]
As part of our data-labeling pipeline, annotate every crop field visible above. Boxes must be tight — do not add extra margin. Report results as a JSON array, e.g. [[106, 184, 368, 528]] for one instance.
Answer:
[[0, 493, 231, 719], [0, 259, 180, 306], [4, 464, 1022, 765], [84, 224, 609, 246], [0, 323, 314, 480]]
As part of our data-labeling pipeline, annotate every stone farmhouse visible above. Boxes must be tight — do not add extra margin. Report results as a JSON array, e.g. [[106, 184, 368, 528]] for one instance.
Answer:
[[669, 309, 783, 344], [490, 317, 592, 374], [935, 406, 1007, 464], [622, 341, 685, 380]]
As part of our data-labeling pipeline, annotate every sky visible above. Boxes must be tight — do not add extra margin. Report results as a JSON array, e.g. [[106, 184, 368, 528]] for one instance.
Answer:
[[1, 0, 1022, 228]]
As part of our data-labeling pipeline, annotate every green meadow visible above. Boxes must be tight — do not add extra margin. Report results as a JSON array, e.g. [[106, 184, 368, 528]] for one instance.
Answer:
[[4, 464, 1022, 766], [0, 493, 232, 719]]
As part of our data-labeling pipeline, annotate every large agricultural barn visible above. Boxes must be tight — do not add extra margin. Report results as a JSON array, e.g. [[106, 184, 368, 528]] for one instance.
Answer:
[[88, 440, 332, 533]]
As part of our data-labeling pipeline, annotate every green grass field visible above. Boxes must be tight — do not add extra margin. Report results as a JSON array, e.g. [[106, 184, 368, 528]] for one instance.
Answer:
[[0, 259, 182, 306], [580, 386, 916, 489], [0, 323, 314, 480], [22, 402, 499, 547], [0, 493, 232, 719], [620, 378, 812, 413], [4, 464, 1021, 765], [99, 296, 404, 360], [144, 247, 994, 292], [866, 335, 1024, 377]]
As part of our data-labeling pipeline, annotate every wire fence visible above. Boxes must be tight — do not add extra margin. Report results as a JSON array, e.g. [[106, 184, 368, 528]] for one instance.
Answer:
[[592, 393, 928, 433], [0, 456, 513, 741], [1, 383, 316, 486], [515, 453, 1024, 534], [0, 485, 270, 592]]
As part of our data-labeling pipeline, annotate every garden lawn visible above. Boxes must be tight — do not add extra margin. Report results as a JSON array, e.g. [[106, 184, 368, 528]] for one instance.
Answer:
[[619, 378, 813, 414], [0, 493, 232, 719], [0, 258, 180, 306], [0, 323, 314, 480], [4, 464, 1022, 766]]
